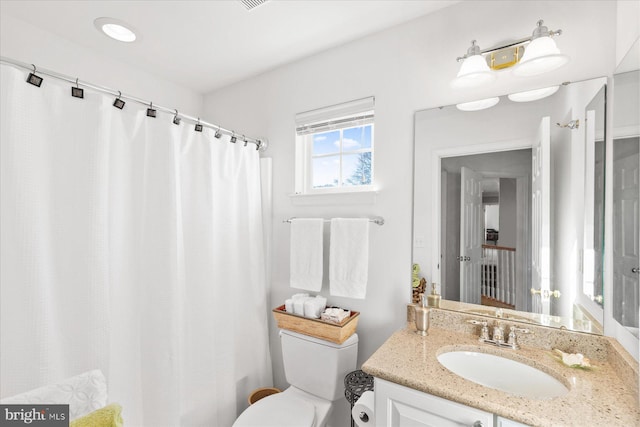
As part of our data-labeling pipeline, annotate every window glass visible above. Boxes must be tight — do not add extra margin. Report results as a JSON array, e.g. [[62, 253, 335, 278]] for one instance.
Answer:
[[342, 152, 372, 186], [312, 130, 340, 155], [343, 126, 372, 151], [312, 155, 340, 188]]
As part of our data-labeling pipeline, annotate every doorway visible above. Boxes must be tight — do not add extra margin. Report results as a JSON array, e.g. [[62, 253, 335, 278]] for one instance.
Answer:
[[440, 149, 532, 311]]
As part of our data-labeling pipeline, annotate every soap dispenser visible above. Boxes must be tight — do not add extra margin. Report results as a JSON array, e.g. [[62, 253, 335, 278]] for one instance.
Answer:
[[414, 293, 430, 336], [427, 282, 441, 308]]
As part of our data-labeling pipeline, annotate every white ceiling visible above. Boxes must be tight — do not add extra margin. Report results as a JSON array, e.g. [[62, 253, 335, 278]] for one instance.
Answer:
[[0, 0, 457, 93]]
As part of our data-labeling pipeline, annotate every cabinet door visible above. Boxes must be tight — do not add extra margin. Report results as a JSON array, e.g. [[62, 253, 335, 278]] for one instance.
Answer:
[[375, 379, 494, 427], [496, 417, 529, 427]]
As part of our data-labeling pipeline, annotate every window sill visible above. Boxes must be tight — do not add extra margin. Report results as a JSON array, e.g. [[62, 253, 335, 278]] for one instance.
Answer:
[[289, 190, 378, 206]]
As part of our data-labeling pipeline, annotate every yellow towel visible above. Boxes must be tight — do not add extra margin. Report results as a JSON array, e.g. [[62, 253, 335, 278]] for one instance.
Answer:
[[70, 403, 123, 427]]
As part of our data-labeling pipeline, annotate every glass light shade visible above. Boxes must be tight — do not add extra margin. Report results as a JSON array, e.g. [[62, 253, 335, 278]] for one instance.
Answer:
[[456, 97, 500, 111], [451, 54, 497, 88], [102, 24, 136, 42], [508, 85, 560, 102], [513, 37, 569, 77]]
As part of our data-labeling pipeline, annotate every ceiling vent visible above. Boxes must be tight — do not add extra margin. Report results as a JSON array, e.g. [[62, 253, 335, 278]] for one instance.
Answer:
[[239, 0, 269, 10]]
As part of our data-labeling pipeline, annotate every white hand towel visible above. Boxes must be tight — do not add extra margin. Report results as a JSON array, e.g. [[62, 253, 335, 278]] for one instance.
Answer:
[[290, 218, 324, 291], [329, 218, 370, 299]]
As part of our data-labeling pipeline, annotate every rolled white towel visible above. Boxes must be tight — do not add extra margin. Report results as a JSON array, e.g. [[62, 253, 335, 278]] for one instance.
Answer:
[[293, 298, 306, 315], [285, 299, 294, 313], [315, 296, 327, 317], [304, 299, 320, 319]]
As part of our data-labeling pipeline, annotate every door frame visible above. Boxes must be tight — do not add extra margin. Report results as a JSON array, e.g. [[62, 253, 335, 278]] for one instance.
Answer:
[[431, 138, 532, 303]]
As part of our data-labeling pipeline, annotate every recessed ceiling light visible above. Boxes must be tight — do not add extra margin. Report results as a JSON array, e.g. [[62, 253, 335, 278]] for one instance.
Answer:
[[508, 85, 560, 102], [94, 17, 137, 43], [456, 97, 500, 111]]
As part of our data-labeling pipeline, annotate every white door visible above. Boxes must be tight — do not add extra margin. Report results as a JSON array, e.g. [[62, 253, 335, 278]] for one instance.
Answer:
[[531, 117, 551, 314], [613, 137, 639, 333], [460, 166, 483, 305]]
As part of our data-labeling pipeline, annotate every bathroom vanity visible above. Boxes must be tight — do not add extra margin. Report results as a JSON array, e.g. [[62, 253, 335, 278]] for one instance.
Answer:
[[361, 308, 640, 426]]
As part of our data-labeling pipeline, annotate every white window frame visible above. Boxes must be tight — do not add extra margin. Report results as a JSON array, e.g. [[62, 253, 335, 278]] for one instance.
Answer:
[[295, 97, 375, 195]]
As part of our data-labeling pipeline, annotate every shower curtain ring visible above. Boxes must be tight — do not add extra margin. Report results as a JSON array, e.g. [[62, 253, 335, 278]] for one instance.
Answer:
[[32, 64, 36, 73], [230, 131, 237, 143], [146, 102, 156, 118], [71, 77, 84, 98], [243, 134, 248, 147]]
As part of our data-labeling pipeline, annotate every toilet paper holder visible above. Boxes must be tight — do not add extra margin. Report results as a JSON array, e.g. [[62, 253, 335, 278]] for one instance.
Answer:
[[344, 370, 375, 427]]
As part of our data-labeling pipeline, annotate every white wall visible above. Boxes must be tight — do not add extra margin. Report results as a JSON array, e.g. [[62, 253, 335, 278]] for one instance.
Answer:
[[499, 178, 517, 248], [616, 0, 640, 67], [485, 205, 499, 232], [0, 13, 202, 114], [202, 2, 619, 409]]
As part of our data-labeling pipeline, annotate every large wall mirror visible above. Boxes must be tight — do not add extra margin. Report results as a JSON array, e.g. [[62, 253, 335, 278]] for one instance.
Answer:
[[413, 76, 607, 334], [612, 37, 640, 339]]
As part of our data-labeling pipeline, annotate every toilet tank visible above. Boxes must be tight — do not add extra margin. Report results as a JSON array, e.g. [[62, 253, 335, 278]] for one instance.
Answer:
[[280, 329, 358, 401]]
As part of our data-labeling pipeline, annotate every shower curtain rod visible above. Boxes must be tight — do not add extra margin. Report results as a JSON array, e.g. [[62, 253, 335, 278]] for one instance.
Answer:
[[0, 56, 266, 151], [284, 216, 385, 226]]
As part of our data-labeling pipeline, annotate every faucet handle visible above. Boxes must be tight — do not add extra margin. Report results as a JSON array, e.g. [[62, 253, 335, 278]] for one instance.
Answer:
[[507, 326, 533, 349], [466, 319, 490, 342]]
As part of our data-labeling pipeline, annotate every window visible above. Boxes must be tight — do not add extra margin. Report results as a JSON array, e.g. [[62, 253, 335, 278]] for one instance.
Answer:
[[295, 97, 374, 194]]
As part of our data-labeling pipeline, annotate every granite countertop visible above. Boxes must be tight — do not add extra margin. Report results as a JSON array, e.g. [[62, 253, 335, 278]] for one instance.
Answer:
[[362, 323, 640, 426]]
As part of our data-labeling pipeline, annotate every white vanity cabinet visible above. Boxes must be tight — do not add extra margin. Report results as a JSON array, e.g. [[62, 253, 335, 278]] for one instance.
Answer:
[[374, 378, 494, 427], [495, 418, 528, 427]]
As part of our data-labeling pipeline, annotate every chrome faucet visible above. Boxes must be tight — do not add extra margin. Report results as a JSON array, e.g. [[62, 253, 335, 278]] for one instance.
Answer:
[[467, 319, 533, 349], [492, 323, 505, 344]]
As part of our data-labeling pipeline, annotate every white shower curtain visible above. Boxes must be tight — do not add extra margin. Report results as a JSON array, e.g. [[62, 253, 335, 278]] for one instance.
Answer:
[[0, 63, 272, 426]]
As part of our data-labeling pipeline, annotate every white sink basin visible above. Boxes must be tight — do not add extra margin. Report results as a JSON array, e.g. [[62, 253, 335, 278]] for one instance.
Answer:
[[437, 351, 568, 399]]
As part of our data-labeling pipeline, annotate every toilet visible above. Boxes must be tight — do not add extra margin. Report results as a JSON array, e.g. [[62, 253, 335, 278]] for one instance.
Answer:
[[233, 329, 359, 427]]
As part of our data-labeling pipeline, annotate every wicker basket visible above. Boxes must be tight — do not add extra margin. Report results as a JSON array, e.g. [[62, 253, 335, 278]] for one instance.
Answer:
[[248, 387, 281, 405], [272, 305, 359, 344]]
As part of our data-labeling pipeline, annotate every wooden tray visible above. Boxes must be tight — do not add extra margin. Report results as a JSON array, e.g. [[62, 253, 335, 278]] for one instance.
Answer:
[[272, 305, 359, 344]]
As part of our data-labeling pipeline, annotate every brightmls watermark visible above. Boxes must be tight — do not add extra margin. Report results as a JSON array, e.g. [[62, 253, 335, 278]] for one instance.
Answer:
[[0, 405, 68, 426]]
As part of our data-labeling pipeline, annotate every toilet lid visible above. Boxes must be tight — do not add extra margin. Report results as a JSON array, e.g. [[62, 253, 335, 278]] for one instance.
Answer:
[[233, 393, 316, 427]]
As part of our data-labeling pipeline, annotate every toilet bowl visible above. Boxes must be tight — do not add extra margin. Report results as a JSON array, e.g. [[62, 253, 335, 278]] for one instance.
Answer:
[[233, 386, 331, 427], [233, 329, 359, 427]]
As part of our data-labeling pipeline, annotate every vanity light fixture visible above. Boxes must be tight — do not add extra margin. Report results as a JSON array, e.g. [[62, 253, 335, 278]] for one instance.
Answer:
[[456, 97, 500, 111], [452, 19, 567, 87], [94, 17, 137, 43], [508, 85, 560, 102], [451, 40, 497, 89], [513, 21, 569, 77]]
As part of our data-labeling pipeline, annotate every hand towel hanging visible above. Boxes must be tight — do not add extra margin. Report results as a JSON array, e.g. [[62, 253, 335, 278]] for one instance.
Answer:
[[290, 218, 324, 291], [329, 218, 370, 299]]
